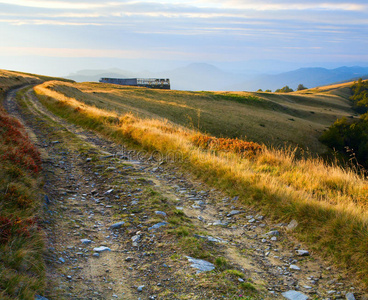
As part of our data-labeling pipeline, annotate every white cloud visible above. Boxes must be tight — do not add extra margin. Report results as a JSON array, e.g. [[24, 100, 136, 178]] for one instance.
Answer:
[[0, 0, 115, 9], [199, 0, 367, 11], [0, 45, 227, 60], [0, 19, 103, 26]]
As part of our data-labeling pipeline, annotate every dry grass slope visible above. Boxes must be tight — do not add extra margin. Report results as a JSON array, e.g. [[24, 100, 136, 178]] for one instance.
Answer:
[[43, 80, 355, 154], [34, 81, 368, 286]]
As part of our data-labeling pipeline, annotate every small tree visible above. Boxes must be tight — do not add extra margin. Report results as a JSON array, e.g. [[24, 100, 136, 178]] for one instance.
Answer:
[[257, 89, 263, 92], [276, 85, 293, 93], [297, 84, 307, 91], [265, 89, 272, 92]]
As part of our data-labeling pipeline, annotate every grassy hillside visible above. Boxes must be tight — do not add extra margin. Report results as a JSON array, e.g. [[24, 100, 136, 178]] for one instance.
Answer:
[[0, 70, 46, 299], [34, 80, 368, 286], [41, 80, 355, 154]]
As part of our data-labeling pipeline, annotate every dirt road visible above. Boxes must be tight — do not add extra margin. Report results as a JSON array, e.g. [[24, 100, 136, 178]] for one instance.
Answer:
[[4, 86, 362, 299]]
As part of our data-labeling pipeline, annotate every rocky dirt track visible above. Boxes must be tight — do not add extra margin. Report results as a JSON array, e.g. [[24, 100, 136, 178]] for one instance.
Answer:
[[4, 86, 364, 300]]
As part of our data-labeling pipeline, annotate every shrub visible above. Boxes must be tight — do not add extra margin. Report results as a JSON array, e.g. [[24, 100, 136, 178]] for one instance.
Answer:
[[320, 79, 368, 168], [275, 85, 294, 93], [297, 84, 307, 91]]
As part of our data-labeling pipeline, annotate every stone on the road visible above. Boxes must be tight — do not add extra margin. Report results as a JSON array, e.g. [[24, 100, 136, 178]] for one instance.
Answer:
[[296, 250, 310, 256], [289, 264, 301, 271], [35, 295, 49, 300], [155, 211, 167, 217], [186, 256, 215, 273], [194, 234, 227, 244], [266, 230, 280, 236], [93, 246, 111, 252], [109, 221, 125, 229], [346, 293, 356, 300], [131, 234, 141, 243], [104, 189, 114, 195], [137, 285, 145, 292], [81, 239, 92, 244], [282, 290, 309, 300], [148, 222, 168, 231], [227, 210, 242, 217]]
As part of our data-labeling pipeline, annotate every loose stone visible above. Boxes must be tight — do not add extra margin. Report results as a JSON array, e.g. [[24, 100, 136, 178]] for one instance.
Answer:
[[266, 230, 280, 236], [282, 290, 308, 300], [227, 210, 242, 217], [289, 265, 301, 271], [155, 211, 167, 217], [346, 292, 356, 300], [137, 285, 145, 292], [148, 222, 168, 231], [93, 246, 111, 252], [35, 295, 49, 300], [186, 256, 215, 273], [296, 250, 309, 256], [109, 221, 125, 229]]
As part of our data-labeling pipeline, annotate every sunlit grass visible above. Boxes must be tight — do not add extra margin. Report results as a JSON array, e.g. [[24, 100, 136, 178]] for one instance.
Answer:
[[42, 79, 355, 154], [34, 81, 368, 286]]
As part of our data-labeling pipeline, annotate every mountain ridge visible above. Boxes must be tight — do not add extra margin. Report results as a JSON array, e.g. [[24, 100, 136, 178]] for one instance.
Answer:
[[66, 64, 368, 92]]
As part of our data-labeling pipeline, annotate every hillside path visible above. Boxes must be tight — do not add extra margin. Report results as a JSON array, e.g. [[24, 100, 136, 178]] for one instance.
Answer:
[[3, 86, 363, 300]]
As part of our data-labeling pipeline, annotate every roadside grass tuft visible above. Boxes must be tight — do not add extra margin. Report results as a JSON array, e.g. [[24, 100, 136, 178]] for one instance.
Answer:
[[214, 257, 230, 271], [0, 86, 45, 298]]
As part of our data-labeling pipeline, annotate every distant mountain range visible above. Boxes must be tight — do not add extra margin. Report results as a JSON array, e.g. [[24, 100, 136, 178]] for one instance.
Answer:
[[66, 64, 368, 92]]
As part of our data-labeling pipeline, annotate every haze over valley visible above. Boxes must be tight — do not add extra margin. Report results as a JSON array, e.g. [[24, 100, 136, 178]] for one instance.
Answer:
[[66, 63, 368, 91]]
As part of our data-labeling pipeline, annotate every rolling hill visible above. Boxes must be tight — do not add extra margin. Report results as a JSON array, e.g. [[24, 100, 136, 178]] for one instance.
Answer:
[[31, 75, 368, 289], [38, 79, 355, 154], [229, 66, 368, 91]]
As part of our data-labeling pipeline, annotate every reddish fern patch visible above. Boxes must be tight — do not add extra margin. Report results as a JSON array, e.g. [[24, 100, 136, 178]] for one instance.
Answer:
[[0, 108, 42, 174], [191, 134, 262, 157], [0, 215, 37, 245]]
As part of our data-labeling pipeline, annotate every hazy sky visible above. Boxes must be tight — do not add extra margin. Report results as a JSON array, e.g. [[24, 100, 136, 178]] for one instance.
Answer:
[[0, 0, 367, 75]]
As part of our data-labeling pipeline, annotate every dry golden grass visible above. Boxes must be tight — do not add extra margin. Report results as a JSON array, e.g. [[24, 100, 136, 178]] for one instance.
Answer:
[[41, 80, 355, 154], [34, 81, 368, 286]]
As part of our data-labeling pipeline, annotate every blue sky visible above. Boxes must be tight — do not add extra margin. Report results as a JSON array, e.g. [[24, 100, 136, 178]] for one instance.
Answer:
[[0, 0, 367, 75]]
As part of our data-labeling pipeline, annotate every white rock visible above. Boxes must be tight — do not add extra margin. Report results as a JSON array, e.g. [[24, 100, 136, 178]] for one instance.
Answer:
[[289, 264, 301, 271], [296, 250, 309, 256], [282, 290, 308, 300], [186, 256, 215, 273], [227, 210, 242, 217], [287, 219, 298, 230], [93, 246, 111, 252], [137, 285, 145, 292], [131, 235, 141, 243], [346, 292, 356, 300]]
